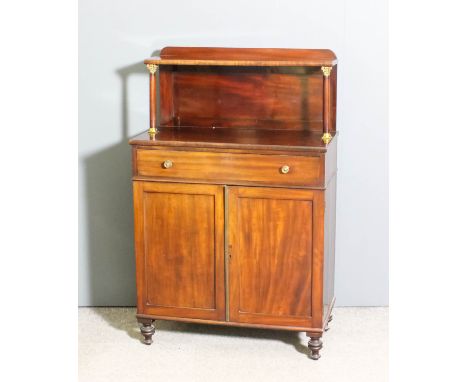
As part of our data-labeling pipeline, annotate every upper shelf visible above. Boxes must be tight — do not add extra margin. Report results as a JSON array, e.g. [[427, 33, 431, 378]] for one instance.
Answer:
[[144, 47, 338, 67], [129, 127, 336, 153]]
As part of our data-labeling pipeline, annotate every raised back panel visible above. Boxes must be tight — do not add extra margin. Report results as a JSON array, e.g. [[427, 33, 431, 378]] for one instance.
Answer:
[[159, 66, 325, 131]]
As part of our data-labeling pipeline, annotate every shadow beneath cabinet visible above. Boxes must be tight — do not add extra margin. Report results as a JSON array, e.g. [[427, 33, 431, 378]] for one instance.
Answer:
[[158, 321, 311, 356], [93, 307, 309, 356]]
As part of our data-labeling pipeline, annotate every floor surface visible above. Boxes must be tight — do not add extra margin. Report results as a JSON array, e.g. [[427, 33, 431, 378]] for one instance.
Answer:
[[79, 307, 388, 382]]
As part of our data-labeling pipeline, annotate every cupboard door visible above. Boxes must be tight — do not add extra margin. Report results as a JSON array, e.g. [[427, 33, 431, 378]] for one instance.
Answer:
[[227, 186, 324, 328], [134, 182, 225, 320]]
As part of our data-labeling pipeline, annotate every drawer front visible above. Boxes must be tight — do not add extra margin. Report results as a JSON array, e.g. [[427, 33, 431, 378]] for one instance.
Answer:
[[136, 149, 324, 187]]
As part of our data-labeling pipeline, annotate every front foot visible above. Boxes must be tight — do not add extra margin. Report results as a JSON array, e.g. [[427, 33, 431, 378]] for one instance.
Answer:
[[307, 336, 323, 360], [138, 318, 155, 345]]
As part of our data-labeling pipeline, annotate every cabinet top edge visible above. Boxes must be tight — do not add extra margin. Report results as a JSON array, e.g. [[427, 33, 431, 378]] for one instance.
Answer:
[[144, 47, 338, 67]]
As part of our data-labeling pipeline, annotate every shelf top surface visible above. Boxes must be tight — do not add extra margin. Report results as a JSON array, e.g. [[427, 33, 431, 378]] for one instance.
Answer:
[[129, 127, 335, 152], [144, 47, 337, 67]]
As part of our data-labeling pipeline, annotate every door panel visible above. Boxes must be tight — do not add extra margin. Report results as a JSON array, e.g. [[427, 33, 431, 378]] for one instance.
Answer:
[[228, 186, 324, 328], [134, 182, 225, 320]]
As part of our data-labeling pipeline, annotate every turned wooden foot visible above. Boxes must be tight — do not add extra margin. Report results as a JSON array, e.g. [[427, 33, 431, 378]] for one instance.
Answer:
[[307, 336, 323, 360], [138, 319, 155, 345]]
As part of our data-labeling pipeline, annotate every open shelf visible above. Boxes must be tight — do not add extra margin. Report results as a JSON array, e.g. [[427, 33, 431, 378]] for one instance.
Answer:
[[129, 127, 335, 152]]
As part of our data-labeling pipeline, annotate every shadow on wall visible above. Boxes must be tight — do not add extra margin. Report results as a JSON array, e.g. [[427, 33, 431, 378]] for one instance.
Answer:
[[82, 51, 160, 306]]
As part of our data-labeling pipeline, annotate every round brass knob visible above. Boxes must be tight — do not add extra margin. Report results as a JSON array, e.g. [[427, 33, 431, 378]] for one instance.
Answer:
[[162, 160, 173, 169], [280, 165, 290, 174]]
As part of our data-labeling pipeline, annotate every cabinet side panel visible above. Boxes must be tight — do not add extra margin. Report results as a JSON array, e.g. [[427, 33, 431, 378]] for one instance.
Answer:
[[323, 174, 337, 324], [330, 65, 337, 133], [325, 135, 337, 184], [133, 181, 146, 312], [159, 67, 174, 125]]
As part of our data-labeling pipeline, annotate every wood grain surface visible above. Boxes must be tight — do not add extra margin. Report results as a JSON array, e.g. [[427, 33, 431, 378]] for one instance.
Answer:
[[129, 127, 334, 152], [133, 182, 225, 320], [135, 148, 324, 188], [227, 187, 324, 328], [144, 46, 337, 66], [158, 66, 325, 130]]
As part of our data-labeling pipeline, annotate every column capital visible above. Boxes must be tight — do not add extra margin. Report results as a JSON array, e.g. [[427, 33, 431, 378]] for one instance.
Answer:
[[146, 64, 159, 75], [321, 66, 332, 77]]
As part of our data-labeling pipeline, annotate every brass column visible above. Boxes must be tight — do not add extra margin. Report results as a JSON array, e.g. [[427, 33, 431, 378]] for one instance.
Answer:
[[146, 64, 159, 138], [321, 66, 333, 145]]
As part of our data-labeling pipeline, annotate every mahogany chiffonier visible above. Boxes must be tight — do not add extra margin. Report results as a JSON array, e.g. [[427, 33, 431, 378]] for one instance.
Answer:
[[129, 47, 338, 360]]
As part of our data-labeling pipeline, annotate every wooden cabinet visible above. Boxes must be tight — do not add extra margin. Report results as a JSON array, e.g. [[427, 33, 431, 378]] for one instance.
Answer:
[[130, 47, 338, 360]]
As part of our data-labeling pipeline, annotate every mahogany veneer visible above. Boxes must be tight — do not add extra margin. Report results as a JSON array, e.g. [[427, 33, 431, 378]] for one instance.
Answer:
[[130, 47, 338, 359]]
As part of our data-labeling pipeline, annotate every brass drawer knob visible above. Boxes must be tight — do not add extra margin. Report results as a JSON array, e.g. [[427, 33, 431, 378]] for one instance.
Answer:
[[162, 160, 173, 169], [280, 165, 290, 174]]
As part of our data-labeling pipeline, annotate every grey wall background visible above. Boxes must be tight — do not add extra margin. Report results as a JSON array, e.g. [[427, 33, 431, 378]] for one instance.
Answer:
[[79, 0, 388, 306]]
